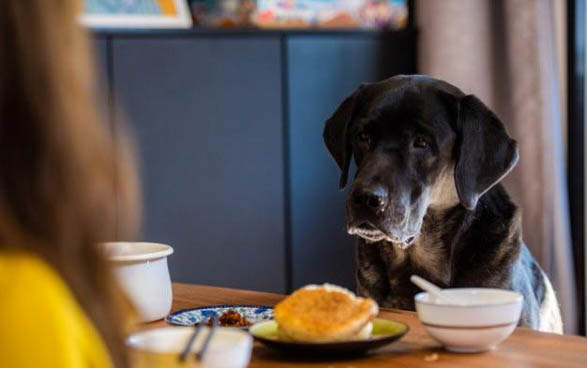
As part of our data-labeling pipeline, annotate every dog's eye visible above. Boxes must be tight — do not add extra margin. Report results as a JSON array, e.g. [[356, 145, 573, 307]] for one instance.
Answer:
[[357, 132, 372, 146], [413, 136, 431, 149]]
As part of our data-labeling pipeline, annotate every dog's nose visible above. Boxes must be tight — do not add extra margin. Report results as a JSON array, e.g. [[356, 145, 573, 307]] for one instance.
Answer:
[[352, 185, 388, 212]]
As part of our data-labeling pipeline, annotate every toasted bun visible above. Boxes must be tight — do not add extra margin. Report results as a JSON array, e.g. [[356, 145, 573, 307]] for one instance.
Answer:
[[275, 284, 378, 342]]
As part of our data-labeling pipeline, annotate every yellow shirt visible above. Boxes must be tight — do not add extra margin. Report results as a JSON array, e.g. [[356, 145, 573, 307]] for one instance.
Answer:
[[0, 252, 113, 367]]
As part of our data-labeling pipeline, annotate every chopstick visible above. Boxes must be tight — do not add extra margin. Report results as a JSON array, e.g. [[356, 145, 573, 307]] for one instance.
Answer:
[[179, 321, 205, 363], [196, 317, 218, 361], [178, 317, 219, 363]]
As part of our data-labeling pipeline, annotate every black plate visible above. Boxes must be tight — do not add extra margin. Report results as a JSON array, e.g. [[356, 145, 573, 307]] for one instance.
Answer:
[[249, 318, 409, 355]]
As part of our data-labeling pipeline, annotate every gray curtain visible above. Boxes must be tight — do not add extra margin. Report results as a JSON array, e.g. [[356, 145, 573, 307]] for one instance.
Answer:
[[417, 0, 578, 333]]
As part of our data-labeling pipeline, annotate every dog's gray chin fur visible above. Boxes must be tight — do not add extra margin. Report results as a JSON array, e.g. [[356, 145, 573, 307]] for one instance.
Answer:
[[348, 226, 418, 249]]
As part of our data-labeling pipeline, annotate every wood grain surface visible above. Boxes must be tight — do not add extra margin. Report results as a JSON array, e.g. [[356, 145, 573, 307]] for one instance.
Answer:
[[143, 283, 587, 367]]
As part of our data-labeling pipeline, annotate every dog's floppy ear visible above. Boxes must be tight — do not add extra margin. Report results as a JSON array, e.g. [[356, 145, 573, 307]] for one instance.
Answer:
[[323, 88, 361, 189], [454, 95, 519, 210]]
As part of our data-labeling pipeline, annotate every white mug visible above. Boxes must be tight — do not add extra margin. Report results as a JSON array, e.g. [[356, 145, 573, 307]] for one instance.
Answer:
[[101, 242, 174, 322]]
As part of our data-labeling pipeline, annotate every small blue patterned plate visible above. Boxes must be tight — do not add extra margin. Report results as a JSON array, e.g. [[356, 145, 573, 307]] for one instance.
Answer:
[[166, 305, 274, 327]]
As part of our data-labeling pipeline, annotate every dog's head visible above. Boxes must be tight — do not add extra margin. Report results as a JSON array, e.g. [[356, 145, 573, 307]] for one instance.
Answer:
[[323, 75, 519, 249]]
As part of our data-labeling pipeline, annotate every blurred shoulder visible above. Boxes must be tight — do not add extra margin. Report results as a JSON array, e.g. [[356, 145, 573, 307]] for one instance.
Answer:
[[0, 250, 82, 335], [0, 251, 72, 300], [0, 251, 113, 367]]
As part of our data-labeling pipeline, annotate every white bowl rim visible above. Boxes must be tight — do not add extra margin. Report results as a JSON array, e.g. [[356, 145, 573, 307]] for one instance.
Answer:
[[126, 326, 192, 348], [414, 288, 523, 308], [126, 326, 251, 352], [101, 242, 174, 262]]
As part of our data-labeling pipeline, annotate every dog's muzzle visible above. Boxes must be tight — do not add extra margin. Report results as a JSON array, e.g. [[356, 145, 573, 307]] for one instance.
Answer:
[[347, 223, 417, 249]]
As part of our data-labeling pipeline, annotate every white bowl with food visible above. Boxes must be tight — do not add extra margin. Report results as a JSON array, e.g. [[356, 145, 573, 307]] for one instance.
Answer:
[[127, 326, 252, 368], [415, 288, 523, 353], [101, 242, 174, 322]]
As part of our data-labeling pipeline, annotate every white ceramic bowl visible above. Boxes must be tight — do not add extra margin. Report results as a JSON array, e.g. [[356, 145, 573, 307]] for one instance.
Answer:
[[102, 242, 174, 322], [127, 327, 253, 368], [415, 288, 523, 353]]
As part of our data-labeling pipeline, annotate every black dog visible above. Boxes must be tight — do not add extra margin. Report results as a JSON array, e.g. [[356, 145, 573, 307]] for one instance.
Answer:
[[323, 75, 562, 332]]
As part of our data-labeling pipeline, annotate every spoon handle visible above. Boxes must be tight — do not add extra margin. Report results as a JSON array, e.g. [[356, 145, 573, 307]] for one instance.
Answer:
[[410, 275, 449, 301]]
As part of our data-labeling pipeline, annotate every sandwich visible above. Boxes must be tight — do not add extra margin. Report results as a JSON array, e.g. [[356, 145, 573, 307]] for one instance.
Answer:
[[274, 283, 379, 342]]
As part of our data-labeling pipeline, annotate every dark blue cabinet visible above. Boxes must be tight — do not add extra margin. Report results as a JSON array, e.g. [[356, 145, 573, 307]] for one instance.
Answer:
[[95, 30, 415, 293], [93, 37, 111, 124], [111, 37, 286, 292]]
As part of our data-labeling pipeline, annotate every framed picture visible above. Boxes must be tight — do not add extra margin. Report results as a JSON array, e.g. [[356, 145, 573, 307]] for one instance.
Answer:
[[80, 0, 193, 29]]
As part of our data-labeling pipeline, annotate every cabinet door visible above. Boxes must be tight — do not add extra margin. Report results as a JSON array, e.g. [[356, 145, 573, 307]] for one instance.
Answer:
[[93, 37, 118, 241], [93, 37, 111, 122], [287, 35, 415, 290], [112, 37, 286, 292]]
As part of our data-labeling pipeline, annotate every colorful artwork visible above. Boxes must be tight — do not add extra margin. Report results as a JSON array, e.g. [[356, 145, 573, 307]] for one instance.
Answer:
[[253, 0, 408, 29], [188, 0, 407, 29], [85, 0, 178, 15], [81, 0, 192, 28]]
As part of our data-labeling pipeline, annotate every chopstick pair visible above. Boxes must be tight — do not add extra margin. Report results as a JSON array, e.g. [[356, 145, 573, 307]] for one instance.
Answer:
[[179, 317, 218, 363]]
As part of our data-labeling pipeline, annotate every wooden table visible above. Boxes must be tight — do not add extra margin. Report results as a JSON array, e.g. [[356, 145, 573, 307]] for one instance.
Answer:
[[146, 283, 587, 367]]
